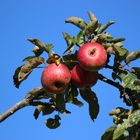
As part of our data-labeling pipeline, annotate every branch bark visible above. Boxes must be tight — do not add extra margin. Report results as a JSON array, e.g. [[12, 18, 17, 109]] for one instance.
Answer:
[[0, 87, 46, 123], [0, 99, 29, 122]]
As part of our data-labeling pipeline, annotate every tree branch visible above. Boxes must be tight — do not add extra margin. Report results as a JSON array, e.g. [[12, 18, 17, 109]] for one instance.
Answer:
[[0, 99, 29, 122], [0, 87, 47, 123], [98, 74, 132, 106], [98, 74, 123, 91]]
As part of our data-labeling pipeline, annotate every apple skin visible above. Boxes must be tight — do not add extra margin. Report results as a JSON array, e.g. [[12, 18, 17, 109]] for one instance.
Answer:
[[41, 63, 71, 93], [71, 64, 98, 88], [77, 42, 107, 71]]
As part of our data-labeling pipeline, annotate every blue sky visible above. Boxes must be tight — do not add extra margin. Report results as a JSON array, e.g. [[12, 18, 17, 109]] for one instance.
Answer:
[[0, 0, 140, 140]]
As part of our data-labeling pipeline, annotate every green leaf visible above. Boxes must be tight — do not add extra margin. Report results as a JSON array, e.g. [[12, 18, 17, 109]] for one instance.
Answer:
[[13, 57, 44, 88], [45, 115, 61, 129], [111, 38, 125, 43], [113, 122, 129, 140], [121, 74, 140, 90], [63, 32, 75, 54], [97, 21, 115, 34], [80, 88, 99, 121], [131, 67, 140, 79], [65, 16, 87, 29], [85, 12, 98, 37], [125, 51, 140, 64], [114, 47, 129, 62], [75, 31, 85, 47], [113, 109, 140, 140], [101, 125, 117, 140]]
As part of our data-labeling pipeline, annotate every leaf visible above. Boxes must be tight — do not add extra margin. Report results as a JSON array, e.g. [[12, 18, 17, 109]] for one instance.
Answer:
[[45, 115, 61, 129], [85, 12, 98, 37], [32, 46, 44, 56], [22, 56, 37, 62], [112, 38, 125, 43], [34, 105, 44, 119], [125, 51, 140, 64], [66, 85, 83, 107], [80, 88, 99, 121], [63, 32, 75, 54], [62, 53, 78, 70], [97, 21, 115, 34], [47, 54, 60, 64], [65, 17, 87, 29], [27, 38, 54, 56], [121, 73, 140, 90], [75, 31, 86, 47], [131, 67, 140, 79], [13, 57, 45, 88], [101, 125, 117, 140], [88, 11, 97, 22], [113, 109, 140, 140], [114, 47, 129, 62], [55, 94, 66, 113]]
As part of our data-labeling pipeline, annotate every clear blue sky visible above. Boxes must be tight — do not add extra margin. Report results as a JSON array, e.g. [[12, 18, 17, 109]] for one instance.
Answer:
[[0, 0, 140, 140]]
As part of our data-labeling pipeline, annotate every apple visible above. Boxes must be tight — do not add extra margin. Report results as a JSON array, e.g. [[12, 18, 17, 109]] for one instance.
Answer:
[[77, 42, 107, 71], [41, 63, 71, 93], [71, 64, 98, 88]]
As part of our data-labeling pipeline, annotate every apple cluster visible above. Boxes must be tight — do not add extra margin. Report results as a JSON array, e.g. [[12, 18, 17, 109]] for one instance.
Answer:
[[41, 42, 107, 93]]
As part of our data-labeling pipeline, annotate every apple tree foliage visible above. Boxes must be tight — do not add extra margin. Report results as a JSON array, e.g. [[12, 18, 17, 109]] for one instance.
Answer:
[[0, 12, 140, 140]]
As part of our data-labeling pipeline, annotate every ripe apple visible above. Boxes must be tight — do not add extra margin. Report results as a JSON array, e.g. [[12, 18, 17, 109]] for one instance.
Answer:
[[71, 64, 98, 88], [77, 42, 107, 71], [41, 63, 71, 93]]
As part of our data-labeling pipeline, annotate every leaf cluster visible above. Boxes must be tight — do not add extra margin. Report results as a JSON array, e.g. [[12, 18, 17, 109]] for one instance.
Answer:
[[12, 11, 140, 137]]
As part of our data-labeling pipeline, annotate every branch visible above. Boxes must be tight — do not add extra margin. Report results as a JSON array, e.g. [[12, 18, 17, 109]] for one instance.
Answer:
[[98, 74, 123, 91], [98, 74, 132, 106], [0, 99, 29, 122], [0, 87, 46, 123]]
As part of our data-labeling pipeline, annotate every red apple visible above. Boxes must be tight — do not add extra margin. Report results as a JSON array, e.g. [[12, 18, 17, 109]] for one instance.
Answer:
[[78, 42, 107, 71], [41, 63, 71, 93], [71, 64, 98, 88]]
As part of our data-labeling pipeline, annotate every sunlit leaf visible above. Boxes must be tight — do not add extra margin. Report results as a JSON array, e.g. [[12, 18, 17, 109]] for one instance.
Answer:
[[80, 88, 99, 121], [75, 31, 86, 47], [65, 16, 87, 29], [113, 109, 140, 140], [125, 51, 140, 64], [13, 57, 45, 88], [121, 74, 140, 90], [97, 21, 115, 34]]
